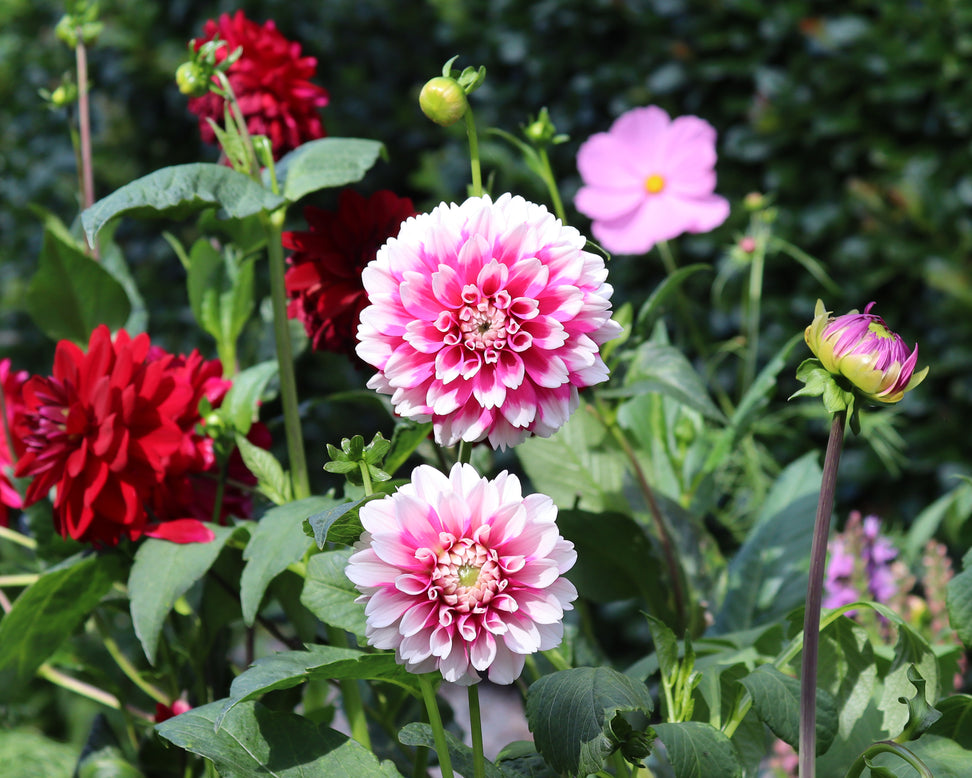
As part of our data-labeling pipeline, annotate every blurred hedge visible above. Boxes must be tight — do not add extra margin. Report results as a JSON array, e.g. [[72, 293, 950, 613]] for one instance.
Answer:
[[2, 0, 970, 522]]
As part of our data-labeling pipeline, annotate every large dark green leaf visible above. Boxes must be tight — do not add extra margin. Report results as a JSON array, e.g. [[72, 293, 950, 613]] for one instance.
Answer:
[[156, 700, 405, 777], [300, 548, 367, 637], [274, 138, 385, 202], [946, 548, 972, 648], [240, 497, 334, 625], [525, 666, 654, 777], [737, 664, 837, 755], [81, 163, 286, 244], [25, 225, 131, 345], [0, 552, 123, 702], [652, 722, 744, 778], [129, 525, 240, 664]]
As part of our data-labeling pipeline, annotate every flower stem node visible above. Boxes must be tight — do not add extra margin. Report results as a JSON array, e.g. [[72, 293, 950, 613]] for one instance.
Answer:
[[419, 76, 469, 126], [55, 3, 103, 49], [792, 299, 928, 432]]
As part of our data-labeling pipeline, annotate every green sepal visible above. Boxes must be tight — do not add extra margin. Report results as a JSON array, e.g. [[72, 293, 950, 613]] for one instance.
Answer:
[[790, 358, 862, 432]]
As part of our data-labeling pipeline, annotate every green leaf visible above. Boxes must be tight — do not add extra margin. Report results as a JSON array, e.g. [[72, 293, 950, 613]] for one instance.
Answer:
[[516, 405, 628, 514], [186, 239, 255, 356], [239, 497, 331, 625], [644, 614, 680, 683], [652, 721, 744, 778], [304, 496, 374, 548], [868, 736, 972, 777], [300, 548, 366, 636], [81, 163, 287, 244], [218, 645, 416, 727], [274, 138, 385, 202], [384, 421, 433, 476], [234, 433, 293, 506], [896, 666, 943, 742], [156, 700, 406, 777], [737, 664, 838, 755], [525, 666, 654, 777], [946, 549, 972, 648], [713, 452, 822, 632], [608, 342, 725, 422], [0, 729, 77, 777], [220, 360, 278, 435], [25, 225, 131, 344], [635, 263, 711, 334], [494, 741, 560, 778], [0, 553, 124, 703], [399, 722, 505, 778], [129, 525, 239, 664], [923, 694, 972, 747]]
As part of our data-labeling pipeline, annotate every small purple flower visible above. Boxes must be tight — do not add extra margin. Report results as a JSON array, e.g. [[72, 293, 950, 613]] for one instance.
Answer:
[[824, 512, 902, 612]]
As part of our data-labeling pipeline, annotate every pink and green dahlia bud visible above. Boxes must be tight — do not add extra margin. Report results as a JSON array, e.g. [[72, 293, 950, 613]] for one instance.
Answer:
[[419, 76, 468, 126], [804, 299, 928, 403]]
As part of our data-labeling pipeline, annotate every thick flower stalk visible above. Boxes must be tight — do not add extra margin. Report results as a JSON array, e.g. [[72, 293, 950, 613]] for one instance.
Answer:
[[355, 193, 622, 449], [574, 105, 730, 255], [804, 299, 928, 403], [186, 10, 329, 159], [284, 189, 416, 358], [346, 463, 577, 685]]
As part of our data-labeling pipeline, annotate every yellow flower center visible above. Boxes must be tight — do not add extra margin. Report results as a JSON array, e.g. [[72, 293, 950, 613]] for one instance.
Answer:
[[457, 564, 481, 588], [644, 174, 666, 194]]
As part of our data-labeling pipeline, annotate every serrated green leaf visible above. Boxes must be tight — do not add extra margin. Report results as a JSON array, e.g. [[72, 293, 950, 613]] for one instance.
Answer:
[[156, 700, 406, 777], [304, 496, 374, 548], [737, 664, 837, 755], [220, 360, 277, 435], [896, 666, 943, 742], [217, 645, 416, 728], [273, 138, 385, 202], [239, 497, 331, 625], [234, 433, 292, 506], [399, 722, 505, 778], [652, 722, 743, 778], [129, 525, 239, 664], [300, 548, 366, 636], [644, 614, 680, 683], [81, 163, 286, 244], [0, 552, 124, 703], [25, 225, 131, 344], [526, 667, 654, 777], [946, 552, 972, 649]]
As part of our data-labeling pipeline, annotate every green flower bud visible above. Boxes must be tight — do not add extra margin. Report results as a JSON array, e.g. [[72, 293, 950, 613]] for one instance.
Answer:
[[175, 61, 211, 98], [419, 76, 468, 126]]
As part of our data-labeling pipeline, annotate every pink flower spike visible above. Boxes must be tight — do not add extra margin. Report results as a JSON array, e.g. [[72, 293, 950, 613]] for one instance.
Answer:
[[574, 105, 730, 255], [355, 194, 622, 449], [346, 463, 577, 685]]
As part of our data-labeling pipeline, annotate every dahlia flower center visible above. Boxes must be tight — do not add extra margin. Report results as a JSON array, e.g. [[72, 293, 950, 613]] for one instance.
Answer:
[[458, 298, 508, 350], [644, 174, 666, 194], [434, 538, 504, 612]]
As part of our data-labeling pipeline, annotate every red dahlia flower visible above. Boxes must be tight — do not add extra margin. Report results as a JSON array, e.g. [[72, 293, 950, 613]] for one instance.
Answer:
[[284, 189, 416, 357], [187, 10, 329, 159], [15, 326, 212, 546], [0, 359, 29, 526]]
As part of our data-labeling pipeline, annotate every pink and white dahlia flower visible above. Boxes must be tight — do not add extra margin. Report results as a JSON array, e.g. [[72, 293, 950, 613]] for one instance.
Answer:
[[355, 193, 622, 449], [574, 105, 730, 255], [345, 463, 577, 685]]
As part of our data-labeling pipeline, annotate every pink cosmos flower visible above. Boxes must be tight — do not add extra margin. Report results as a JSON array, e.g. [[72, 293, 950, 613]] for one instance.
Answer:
[[345, 463, 577, 685], [574, 105, 730, 255], [355, 193, 622, 449]]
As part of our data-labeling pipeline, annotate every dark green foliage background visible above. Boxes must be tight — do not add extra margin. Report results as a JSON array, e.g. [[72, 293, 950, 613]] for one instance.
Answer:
[[2, 0, 970, 525]]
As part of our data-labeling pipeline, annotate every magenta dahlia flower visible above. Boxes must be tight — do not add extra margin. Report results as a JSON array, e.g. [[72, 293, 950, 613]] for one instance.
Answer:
[[355, 193, 622, 449], [574, 105, 730, 255], [345, 463, 577, 685]]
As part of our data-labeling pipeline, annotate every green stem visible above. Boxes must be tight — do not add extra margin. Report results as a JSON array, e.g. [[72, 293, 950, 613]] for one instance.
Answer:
[[0, 525, 36, 551], [464, 107, 483, 197], [844, 741, 933, 778], [537, 147, 567, 223], [655, 240, 708, 358], [418, 673, 455, 778], [799, 410, 846, 778], [93, 611, 168, 705], [265, 209, 311, 502], [541, 647, 571, 672], [456, 440, 472, 466], [611, 750, 632, 778], [37, 663, 121, 710], [0, 574, 39, 587], [656, 239, 678, 276], [326, 627, 371, 748], [358, 460, 374, 497], [210, 458, 228, 525], [741, 241, 766, 395], [468, 685, 486, 778]]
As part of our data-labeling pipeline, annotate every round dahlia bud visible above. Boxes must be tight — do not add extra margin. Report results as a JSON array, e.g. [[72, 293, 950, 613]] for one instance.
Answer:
[[419, 76, 468, 126], [175, 61, 211, 98], [804, 299, 928, 404]]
